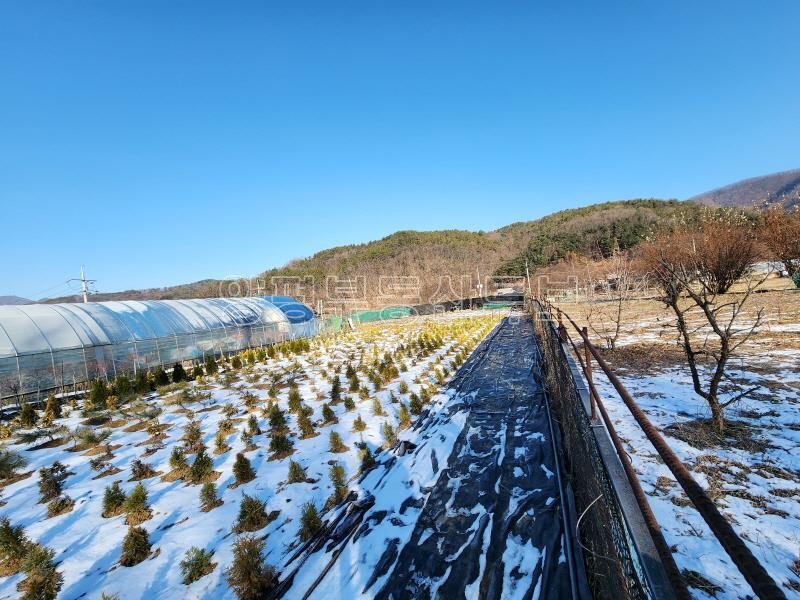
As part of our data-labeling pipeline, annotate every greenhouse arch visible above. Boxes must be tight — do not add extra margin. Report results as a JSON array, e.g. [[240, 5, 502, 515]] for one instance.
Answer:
[[0, 296, 317, 400]]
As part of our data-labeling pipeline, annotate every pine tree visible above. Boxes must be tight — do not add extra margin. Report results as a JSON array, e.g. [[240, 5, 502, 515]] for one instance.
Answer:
[[124, 483, 150, 525], [87, 379, 109, 410], [296, 410, 316, 439], [120, 526, 151, 567], [345, 363, 356, 379], [192, 364, 204, 379], [106, 394, 121, 411], [349, 376, 360, 392], [225, 535, 278, 600], [102, 482, 126, 517], [298, 502, 321, 541], [19, 402, 36, 428], [179, 546, 216, 585], [0, 449, 26, 481], [182, 419, 203, 452], [328, 431, 346, 453], [134, 370, 150, 394], [130, 459, 156, 481], [268, 433, 293, 457], [112, 379, 133, 403], [46, 495, 74, 518], [321, 403, 337, 424], [420, 386, 431, 403], [169, 447, 188, 473], [409, 393, 423, 415], [287, 460, 306, 483], [154, 367, 169, 387], [172, 363, 187, 383], [204, 354, 218, 375], [200, 482, 222, 511], [38, 462, 69, 503], [352, 414, 367, 432], [43, 396, 61, 422], [0, 517, 29, 574], [372, 398, 385, 416], [329, 462, 347, 503], [247, 414, 261, 435], [234, 494, 268, 533], [382, 421, 396, 446], [18, 542, 63, 600], [359, 445, 376, 473], [287, 387, 302, 413], [231, 355, 243, 369], [190, 447, 214, 484], [241, 429, 254, 448], [268, 404, 287, 433], [214, 430, 230, 454], [329, 377, 342, 404], [398, 402, 411, 429], [233, 453, 255, 485]]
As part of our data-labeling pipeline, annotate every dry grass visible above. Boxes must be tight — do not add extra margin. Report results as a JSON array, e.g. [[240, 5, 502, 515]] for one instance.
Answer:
[[663, 419, 772, 452], [559, 278, 800, 347], [682, 569, 723, 597], [0, 470, 32, 488]]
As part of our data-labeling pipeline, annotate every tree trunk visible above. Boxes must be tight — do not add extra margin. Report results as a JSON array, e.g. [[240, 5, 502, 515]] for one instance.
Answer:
[[709, 396, 725, 433]]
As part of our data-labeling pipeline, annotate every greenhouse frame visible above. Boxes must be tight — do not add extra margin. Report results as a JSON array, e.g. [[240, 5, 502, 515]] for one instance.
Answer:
[[0, 296, 318, 399]]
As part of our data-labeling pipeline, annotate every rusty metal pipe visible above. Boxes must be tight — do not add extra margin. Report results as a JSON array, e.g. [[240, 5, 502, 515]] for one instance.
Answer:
[[558, 307, 785, 600]]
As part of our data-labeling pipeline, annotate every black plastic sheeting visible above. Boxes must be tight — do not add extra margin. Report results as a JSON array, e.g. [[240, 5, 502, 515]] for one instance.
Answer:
[[375, 315, 588, 599], [281, 315, 590, 600]]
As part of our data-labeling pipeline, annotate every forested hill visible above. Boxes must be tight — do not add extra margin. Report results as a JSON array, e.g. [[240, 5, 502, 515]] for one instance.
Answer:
[[46, 199, 705, 305], [492, 199, 700, 276]]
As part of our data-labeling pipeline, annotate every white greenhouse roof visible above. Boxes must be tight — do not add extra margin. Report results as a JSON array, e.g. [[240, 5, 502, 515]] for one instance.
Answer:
[[0, 297, 301, 358]]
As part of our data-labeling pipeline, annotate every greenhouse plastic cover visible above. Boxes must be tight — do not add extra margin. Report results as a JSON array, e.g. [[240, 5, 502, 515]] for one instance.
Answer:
[[0, 296, 312, 358], [262, 295, 316, 324]]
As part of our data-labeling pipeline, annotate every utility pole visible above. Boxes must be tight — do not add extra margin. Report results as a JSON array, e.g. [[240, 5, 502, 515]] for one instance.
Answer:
[[68, 265, 96, 303]]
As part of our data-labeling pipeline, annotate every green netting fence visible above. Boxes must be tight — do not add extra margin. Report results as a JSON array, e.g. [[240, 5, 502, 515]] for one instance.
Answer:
[[349, 306, 413, 324], [482, 301, 512, 310]]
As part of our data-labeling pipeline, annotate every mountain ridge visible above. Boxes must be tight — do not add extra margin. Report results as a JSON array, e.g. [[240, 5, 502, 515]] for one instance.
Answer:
[[43, 198, 697, 306], [688, 167, 800, 209], [37, 166, 799, 306], [0, 295, 33, 306]]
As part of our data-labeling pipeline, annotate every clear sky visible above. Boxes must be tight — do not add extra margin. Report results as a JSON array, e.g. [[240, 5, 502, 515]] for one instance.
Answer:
[[1, 1, 799, 299]]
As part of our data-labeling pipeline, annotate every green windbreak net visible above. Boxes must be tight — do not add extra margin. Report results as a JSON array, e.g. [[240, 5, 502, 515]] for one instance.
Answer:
[[482, 302, 512, 310], [349, 306, 412, 323]]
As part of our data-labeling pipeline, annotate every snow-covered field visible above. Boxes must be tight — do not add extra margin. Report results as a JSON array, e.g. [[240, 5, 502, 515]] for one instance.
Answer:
[[0, 311, 500, 599], [574, 295, 800, 598]]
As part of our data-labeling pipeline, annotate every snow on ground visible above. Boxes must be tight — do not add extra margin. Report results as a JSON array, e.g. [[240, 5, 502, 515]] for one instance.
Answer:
[[0, 311, 500, 599], [588, 320, 800, 598]]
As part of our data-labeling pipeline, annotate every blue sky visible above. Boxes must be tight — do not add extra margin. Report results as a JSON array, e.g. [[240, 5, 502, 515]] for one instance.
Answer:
[[1, 1, 799, 298]]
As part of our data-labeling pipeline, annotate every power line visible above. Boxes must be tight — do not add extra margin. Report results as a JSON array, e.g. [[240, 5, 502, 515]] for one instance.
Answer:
[[26, 280, 77, 301], [67, 265, 97, 303]]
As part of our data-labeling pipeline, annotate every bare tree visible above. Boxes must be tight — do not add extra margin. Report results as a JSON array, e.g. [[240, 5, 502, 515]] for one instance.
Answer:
[[584, 253, 638, 350], [1, 378, 22, 410], [639, 221, 766, 432], [760, 206, 800, 281]]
